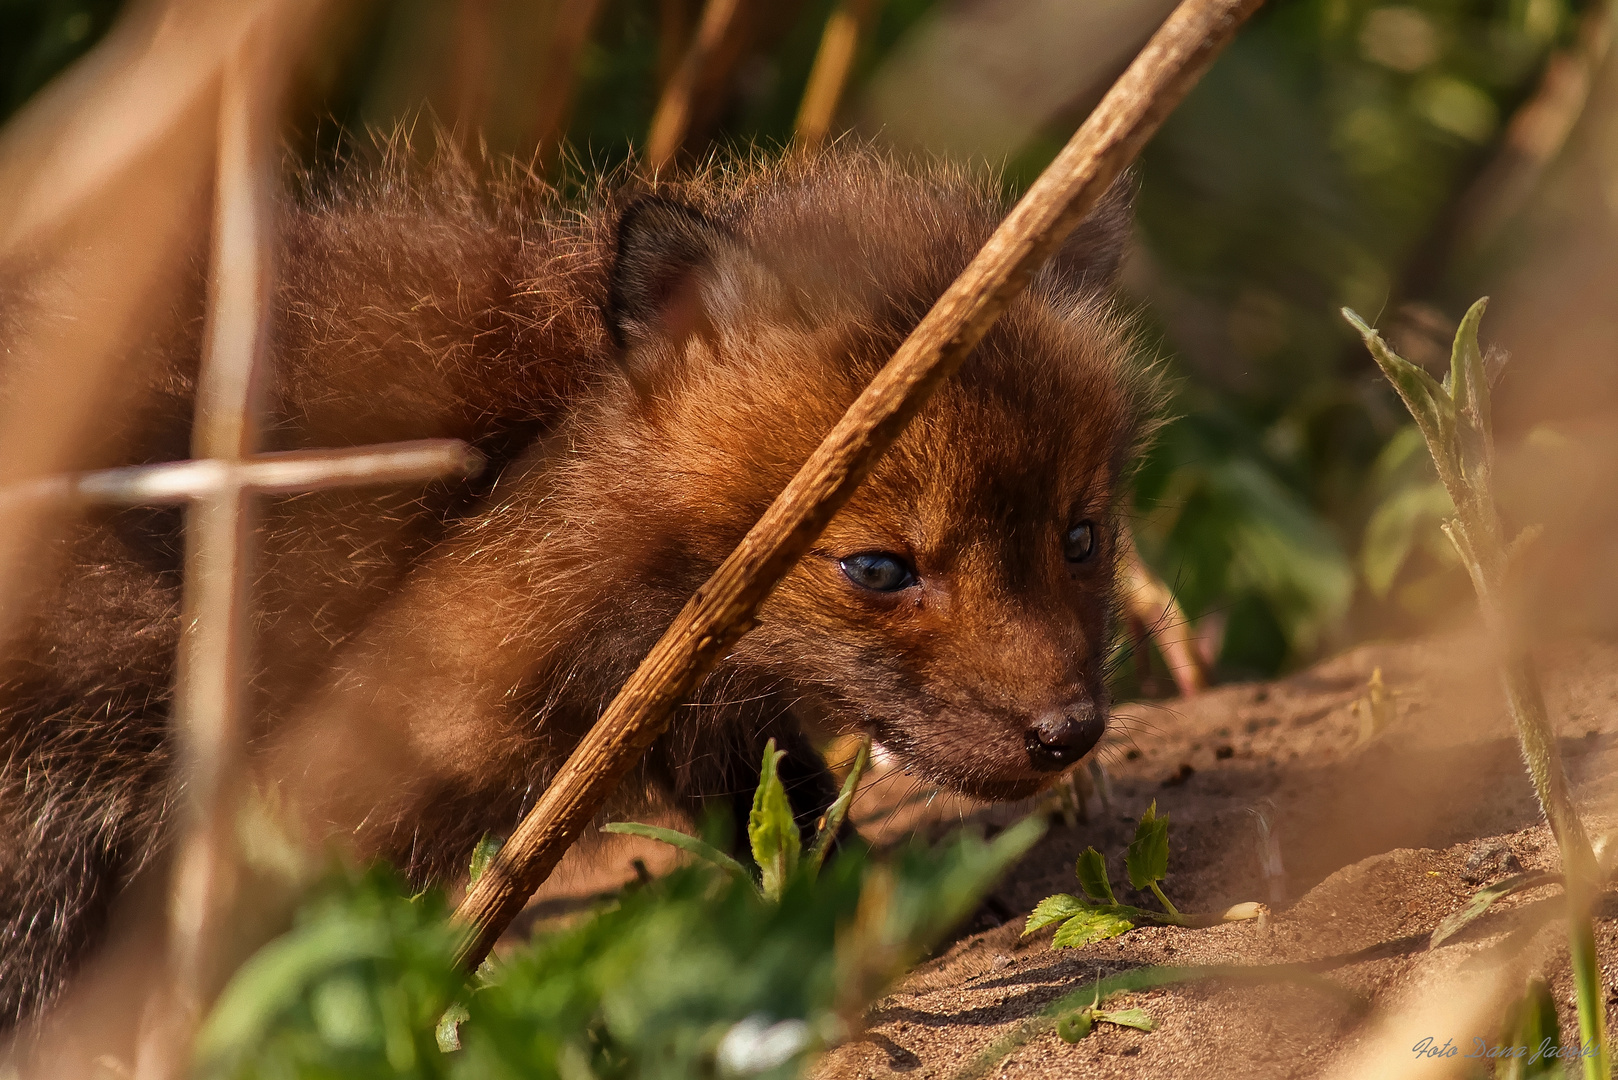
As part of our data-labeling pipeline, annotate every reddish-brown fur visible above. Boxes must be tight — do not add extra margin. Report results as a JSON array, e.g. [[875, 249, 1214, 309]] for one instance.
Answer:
[[0, 146, 1148, 1028]]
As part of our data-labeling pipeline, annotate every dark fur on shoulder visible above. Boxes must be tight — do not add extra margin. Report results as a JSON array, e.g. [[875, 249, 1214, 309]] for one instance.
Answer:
[[0, 143, 1151, 1027]]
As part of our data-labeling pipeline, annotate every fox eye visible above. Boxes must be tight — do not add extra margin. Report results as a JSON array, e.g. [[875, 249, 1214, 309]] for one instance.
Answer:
[[1064, 521, 1097, 563], [840, 552, 917, 592]]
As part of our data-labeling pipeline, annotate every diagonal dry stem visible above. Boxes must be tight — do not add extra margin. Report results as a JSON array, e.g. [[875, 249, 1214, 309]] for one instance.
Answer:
[[794, 0, 880, 149], [450, 0, 1268, 973]]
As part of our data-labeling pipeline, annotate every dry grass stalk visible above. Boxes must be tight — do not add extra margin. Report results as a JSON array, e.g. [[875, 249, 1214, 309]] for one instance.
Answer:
[[450, 0, 1269, 972], [1121, 534, 1210, 695], [794, 0, 879, 149], [0, 441, 481, 512], [529, 0, 608, 167], [0, 0, 333, 654], [0, 5, 481, 1065], [1452, 1, 1612, 257], [645, 0, 746, 170], [162, 39, 275, 1033]]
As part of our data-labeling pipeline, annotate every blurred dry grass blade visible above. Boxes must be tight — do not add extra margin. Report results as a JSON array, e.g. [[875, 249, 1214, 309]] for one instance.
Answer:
[[856, 0, 1178, 163], [529, 0, 608, 166], [451, 0, 1269, 973], [1319, 928, 1549, 1080], [1121, 532, 1210, 695], [0, 443, 483, 512], [646, 0, 748, 170], [163, 32, 278, 1046], [0, 0, 334, 652], [1452, 2, 1613, 259], [794, 0, 879, 149]]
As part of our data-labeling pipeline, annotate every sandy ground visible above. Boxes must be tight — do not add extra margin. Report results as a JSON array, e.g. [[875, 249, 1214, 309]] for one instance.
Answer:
[[521, 628, 1618, 1078], [809, 629, 1618, 1079]]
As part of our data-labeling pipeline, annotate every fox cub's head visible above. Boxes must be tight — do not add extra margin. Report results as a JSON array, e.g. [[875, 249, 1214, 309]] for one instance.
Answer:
[[586, 155, 1148, 801]]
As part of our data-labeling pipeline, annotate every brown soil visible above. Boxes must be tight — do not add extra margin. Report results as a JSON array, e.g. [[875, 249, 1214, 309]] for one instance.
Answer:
[[809, 630, 1618, 1079], [527, 629, 1618, 1078]]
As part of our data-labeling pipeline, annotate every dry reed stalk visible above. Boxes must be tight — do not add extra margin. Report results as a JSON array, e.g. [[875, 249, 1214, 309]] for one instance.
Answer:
[[657, 0, 698, 89], [1452, 0, 1612, 256], [450, 0, 1268, 972], [162, 37, 276, 1030], [0, 442, 483, 512], [0, 0, 333, 654], [0, 4, 482, 1065], [645, 0, 746, 170], [528, 0, 608, 167], [794, 0, 879, 148], [1122, 535, 1210, 695]]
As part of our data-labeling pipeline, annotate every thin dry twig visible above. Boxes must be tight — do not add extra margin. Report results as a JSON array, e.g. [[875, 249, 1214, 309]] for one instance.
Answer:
[[0, 441, 482, 512], [645, 0, 746, 170], [0, 0, 333, 658], [1122, 533, 1210, 695], [450, 0, 1268, 972], [794, 0, 879, 149], [163, 33, 274, 1011]]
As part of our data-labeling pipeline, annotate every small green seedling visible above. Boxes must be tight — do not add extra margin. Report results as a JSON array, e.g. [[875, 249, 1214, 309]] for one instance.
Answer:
[[1430, 871, 1562, 949], [1026, 801, 1259, 949], [1345, 300, 1608, 1079], [603, 737, 872, 902], [1055, 983, 1157, 1043], [1349, 666, 1396, 742], [1127, 800, 1177, 917], [1492, 978, 1568, 1080]]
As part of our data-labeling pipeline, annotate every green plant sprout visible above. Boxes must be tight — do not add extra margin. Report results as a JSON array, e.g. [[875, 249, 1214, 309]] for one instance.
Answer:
[[1429, 870, 1563, 949], [954, 961, 1367, 1078], [1344, 298, 1608, 1080], [603, 736, 872, 901], [1496, 978, 1570, 1080], [1054, 981, 1157, 1043], [1025, 800, 1260, 949]]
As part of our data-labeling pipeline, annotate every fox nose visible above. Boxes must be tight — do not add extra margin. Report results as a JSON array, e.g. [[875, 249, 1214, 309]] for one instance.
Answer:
[[1025, 701, 1105, 770]]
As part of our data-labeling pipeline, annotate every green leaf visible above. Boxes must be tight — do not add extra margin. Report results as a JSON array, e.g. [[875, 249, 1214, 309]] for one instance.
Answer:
[[1342, 308, 1456, 472], [600, 821, 750, 881], [1449, 301, 1495, 502], [1498, 977, 1564, 1080], [1430, 871, 1560, 948], [749, 739, 801, 902], [199, 922, 388, 1061], [1094, 1007, 1156, 1033], [1360, 480, 1453, 598], [1075, 847, 1116, 905], [1051, 909, 1136, 949], [806, 736, 871, 877], [1024, 893, 1086, 935], [468, 833, 503, 885], [1056, 1009, 1094, 1043], [1126, 801, 1170, 891]]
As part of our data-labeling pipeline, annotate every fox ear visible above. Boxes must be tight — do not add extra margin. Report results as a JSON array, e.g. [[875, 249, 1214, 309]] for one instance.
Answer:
[[1045, 172, 1135, 298], [605, 196, 732, 349]]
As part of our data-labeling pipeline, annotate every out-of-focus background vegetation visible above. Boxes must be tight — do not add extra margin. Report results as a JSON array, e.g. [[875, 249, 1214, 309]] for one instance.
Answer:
[[2, 0, 1605, 683]]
